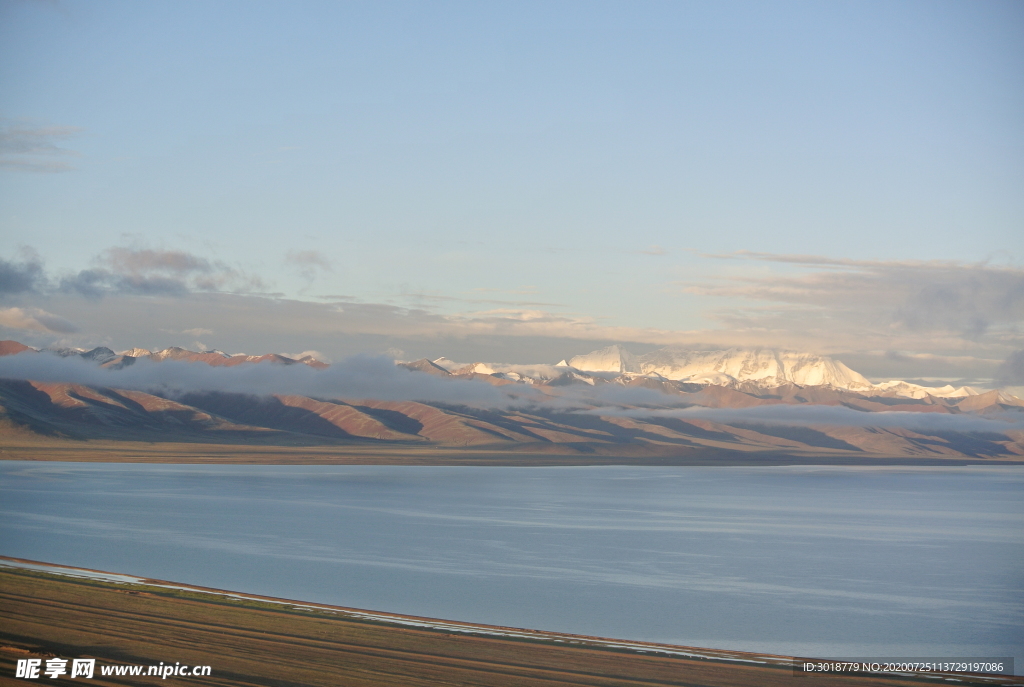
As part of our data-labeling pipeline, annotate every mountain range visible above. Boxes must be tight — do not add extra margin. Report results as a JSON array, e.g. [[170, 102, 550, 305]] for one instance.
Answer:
[[0, 340, 328, 370], [427, 345, 985, 400], [0, 340, 1021, 460]]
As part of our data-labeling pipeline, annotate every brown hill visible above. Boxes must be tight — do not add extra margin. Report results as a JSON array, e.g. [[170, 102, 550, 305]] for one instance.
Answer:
[[0, 340, 33, 357], [178, 392, 426, 442], [1, 335, 1022, 459], [954, 389, 1024, 413], [1, 377, 1022, 458], [0, 380, 271, 441]]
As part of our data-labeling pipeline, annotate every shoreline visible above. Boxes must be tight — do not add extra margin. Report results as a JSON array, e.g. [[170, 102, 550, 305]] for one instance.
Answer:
[[1, 556, 1019, 686], [0, 557, 792, 667], [3, 438, 1023, 466]]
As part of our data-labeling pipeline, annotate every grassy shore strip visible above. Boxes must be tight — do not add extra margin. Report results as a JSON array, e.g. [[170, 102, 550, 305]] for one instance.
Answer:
[[0, 559, 1018, 687], [0, 558, 808, 668], [4, 438, 1022, 466]]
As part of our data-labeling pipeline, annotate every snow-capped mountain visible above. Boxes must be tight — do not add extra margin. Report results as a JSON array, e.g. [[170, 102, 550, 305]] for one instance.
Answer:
[[1, 343, 327, 370], [643, 347, 872, 390], [430, 357, 464, 373], [443, 345, 986, 399], [451, 362, 596, 385], [120, 348, 153, 358], [3, 339, 1024, 459], [870, 380, 980, 400], [568, 345, 872, 390], [0, 340, 1009, 401], [567, 345, 639, 374]]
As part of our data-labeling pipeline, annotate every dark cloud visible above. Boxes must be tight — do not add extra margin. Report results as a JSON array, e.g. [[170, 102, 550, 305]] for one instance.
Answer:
[[58, 248, 268, 298], [687, 255, 1024, 353], [0, 121, 83, 173], [0, 255, 45, 295], [59, 269, 195, 298], [994, 350, 1024, 387], [57, 269, 114, 298], [895, 268, 1024, 338], [0, 246, 268, 302]]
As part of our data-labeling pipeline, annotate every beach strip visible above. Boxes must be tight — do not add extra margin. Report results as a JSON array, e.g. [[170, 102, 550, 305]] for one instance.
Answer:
[[0, 558, 1017, 687]]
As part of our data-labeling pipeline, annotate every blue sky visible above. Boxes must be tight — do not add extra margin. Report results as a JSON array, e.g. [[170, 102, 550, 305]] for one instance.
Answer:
[[1, 0, 1022, 381]]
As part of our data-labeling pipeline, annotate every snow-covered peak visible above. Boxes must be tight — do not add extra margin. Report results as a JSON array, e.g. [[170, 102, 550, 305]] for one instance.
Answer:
[[431, 357, 465, 372], [44, 346, 87, 357], [636, 347, 872, 389], [872, 380, 981, 399], [119, 348, 152, 358], [80, 347, 118, 364], [149, 347, 188, 360], [566, 345, 874, 390], [456, 362, 578, 382], [568, 345, 639, 373]]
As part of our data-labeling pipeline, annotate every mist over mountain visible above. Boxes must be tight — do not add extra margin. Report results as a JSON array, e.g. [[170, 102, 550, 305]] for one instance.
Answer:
[[0, 340, 1010, 400], [1, 339, 1022, 459]]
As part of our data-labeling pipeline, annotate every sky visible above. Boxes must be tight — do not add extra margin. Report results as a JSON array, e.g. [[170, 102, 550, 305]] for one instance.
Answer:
[[1, 0, 1022, 385]]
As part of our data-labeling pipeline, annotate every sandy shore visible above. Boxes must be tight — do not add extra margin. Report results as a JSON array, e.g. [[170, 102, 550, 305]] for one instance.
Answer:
[[3, 437, 1020, 466], [1, 557, 1018, 687]]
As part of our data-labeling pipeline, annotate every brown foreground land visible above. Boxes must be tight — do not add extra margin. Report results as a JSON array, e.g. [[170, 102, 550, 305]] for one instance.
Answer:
[[1, 563, 1019, 687], [2, 436, 1021, 466]]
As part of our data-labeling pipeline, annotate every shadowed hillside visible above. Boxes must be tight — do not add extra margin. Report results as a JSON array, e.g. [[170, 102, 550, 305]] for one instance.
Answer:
[[2, 377, 1022, 459]]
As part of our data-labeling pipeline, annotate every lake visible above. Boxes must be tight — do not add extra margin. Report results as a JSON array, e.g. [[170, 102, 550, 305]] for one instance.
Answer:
[[1, 462, 1021, 664]]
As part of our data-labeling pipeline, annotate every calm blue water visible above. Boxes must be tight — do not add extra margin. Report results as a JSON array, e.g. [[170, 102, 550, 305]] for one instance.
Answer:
[[1, 462, 1021, 664]]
